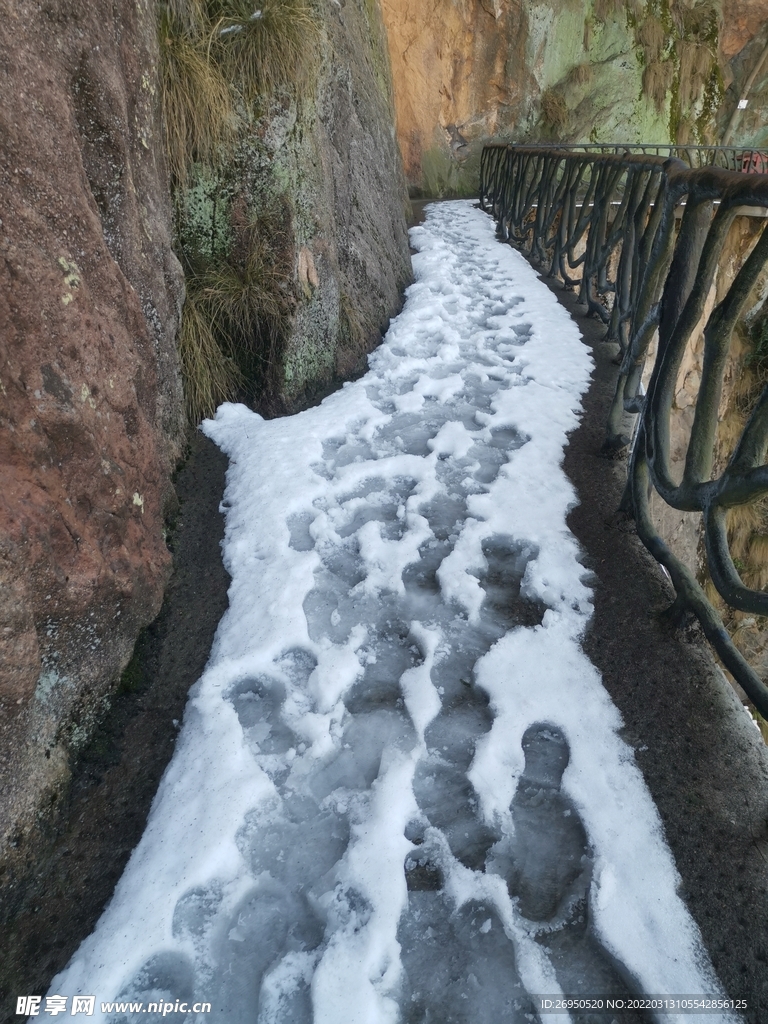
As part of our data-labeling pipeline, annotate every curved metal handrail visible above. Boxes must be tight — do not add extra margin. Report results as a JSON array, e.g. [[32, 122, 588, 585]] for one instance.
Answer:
[[480, 143, 768, 717], [483, 142, 768, 172]]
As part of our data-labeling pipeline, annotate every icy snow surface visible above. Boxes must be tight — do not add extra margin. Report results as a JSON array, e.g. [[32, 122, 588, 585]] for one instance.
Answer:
[[53, 201, 732, 1023]]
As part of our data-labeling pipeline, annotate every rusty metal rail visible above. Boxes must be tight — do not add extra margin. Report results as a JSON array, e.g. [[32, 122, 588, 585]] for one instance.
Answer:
[[480, 142, 768, 717]]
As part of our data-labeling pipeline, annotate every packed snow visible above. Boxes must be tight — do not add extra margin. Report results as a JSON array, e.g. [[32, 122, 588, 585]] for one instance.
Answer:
[[51, 201, 734, 1023]]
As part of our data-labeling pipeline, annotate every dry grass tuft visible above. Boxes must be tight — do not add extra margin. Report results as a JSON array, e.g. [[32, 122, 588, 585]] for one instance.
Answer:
[[670, 1, 685, 37], [675, 0, 721, 39], [178, 291, 245, 422], [677, 39, 714, 107], [568, 62, 594, 86], [642, 60, 675, 111], [540, 89, 569, 133], [724, 502, 768, 587], [164, 0, 209, 31], [625, 0, 645, 18], [158, 3, 235, 186], [197, 242, 287, 357], [637, 16, 667, 62], [208, 0, 319, 101], [178, 210, 295, 422], [675, 116, 695, 144], [593, 0, 621, 22]]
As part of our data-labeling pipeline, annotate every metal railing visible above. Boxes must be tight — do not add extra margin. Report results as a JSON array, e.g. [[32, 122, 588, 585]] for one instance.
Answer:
[[480, 143, 768, 717], [494, 143, 768, 172]]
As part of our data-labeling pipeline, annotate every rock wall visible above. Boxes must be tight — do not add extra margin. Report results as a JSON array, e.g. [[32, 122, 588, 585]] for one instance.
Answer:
[[720, 0, 765, 57], [380, 0, 768, 195], [0, 0, 185, 862], [379, 0, 535, 194], [285, 0, 412, 403], [260, 0, 412, 408], [721, 23, 768, 151], [0, 0, 411, 870], [177, 0, 412, 414]]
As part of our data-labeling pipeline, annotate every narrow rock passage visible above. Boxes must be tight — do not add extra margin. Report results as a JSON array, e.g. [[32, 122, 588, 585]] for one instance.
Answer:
[[53, 202, 734, 1023]]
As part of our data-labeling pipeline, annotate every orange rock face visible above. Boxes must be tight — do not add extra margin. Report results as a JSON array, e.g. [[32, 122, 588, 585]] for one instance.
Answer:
[[0, 0, 184, 847], [380, 0, 768, 192], [720, 0, 766, 58], [380, 0, 533, 188]]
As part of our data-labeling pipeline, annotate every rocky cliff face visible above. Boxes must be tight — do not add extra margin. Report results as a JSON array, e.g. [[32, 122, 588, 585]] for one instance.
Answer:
[[721, 0, 765, 57], [174, 0, 412, 416], [280, 0, 412, 403], [379, 0, 536, 194], [724, 24, 768, 150], [0, 0, 185, 859], [0, 0, 411, 868], [380, 0, 768, 195]]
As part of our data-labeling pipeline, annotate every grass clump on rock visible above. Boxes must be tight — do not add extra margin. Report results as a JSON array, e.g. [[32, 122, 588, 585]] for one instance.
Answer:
[[643, 59, 675, 111], [636, 15, 667, 63], [156, 0, 319, 421], [592, 0, 621, 22], [179, 209, 295, 419], [158, 2, 235, 186], [178, 289, 246, 423], [540, 89, 569, 134], [661, 0, 722, 142], [568, 62, 594, 87], [677, 40, 715, 107], [208, 0, 318, 101]]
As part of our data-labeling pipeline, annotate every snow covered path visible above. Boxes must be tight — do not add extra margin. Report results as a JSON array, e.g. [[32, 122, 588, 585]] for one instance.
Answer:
[[53, 202, 733, 1023]]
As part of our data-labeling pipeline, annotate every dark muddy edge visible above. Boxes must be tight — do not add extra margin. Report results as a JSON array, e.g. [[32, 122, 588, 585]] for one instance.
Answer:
[[0, 432, 231, 1021]]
